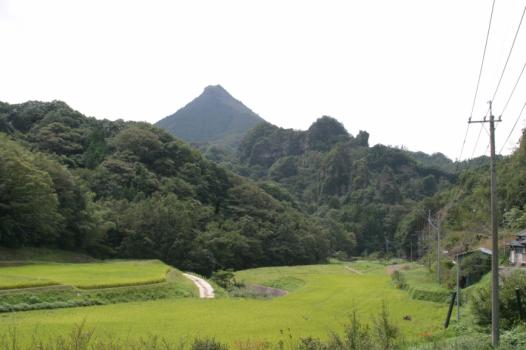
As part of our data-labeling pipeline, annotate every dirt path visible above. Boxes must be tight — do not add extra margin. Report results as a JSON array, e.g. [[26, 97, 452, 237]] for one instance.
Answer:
[[183, 273, 215, 299]]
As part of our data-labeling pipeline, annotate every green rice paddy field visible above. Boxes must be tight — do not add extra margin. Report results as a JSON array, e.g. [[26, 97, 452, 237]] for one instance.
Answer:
[[0, 261, 448, 345], [0, 260, 169, 289]]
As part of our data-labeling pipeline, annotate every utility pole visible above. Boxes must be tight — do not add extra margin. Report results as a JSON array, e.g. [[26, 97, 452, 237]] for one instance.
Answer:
[[410, 239, 413, 262], [468, 101, 501, 347], [428, 211, 440, 284], [438, 222, 441, 283], [456, 253, 461, 322], [426, 210, 432, 269]]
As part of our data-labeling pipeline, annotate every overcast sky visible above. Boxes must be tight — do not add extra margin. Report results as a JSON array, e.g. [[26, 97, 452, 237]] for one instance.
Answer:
[[1, 0, 526, 160]]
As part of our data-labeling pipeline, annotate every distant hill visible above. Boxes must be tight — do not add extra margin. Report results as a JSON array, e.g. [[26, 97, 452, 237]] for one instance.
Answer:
[[155, 85, 265, 149]]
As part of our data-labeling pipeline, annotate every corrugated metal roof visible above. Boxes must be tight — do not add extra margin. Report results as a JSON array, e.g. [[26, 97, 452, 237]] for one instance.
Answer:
[[457, 247, 492, 256], [478, 247, 492, 255]]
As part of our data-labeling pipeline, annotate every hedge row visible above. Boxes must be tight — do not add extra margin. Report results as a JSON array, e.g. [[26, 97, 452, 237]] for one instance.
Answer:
[[407, 286, 452, 303], [0, 299, 102, 313], [75, 277, 167, 290]]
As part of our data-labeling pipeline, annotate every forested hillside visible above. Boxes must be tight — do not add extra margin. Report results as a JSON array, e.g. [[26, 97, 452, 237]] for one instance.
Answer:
[[3, 99, 521, 272], [0, 100, 334, 275], [384, 133, 526, 268], [233, 116, 456, 255]]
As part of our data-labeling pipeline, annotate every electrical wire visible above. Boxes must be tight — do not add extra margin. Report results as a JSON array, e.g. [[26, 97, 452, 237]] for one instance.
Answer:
[[491, 4, 526, 101], [458, 0, 497, 165], [469, 0, 497, 119], [498, 59, 526, 117], [457, 123, 471, 163], [471, 124, 485, 159], [499, 100, 526, 154], [470, 107, 491, 159]]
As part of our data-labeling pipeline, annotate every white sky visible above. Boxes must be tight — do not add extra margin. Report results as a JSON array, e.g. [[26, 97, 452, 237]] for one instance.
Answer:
[[1, 0, 526, 160]]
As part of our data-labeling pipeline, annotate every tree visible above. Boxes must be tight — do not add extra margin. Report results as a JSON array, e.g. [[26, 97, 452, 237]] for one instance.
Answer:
[[0, 135, 62, 246]]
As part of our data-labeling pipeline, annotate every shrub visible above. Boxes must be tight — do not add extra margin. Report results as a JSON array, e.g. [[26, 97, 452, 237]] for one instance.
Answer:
[[373, 302, 399, 350], [27, 295, 40, 304], [470, 270, 526, 329], [296, 337, 327, 350], [408, 288, 451, 303], [391, 271, 407, 289], [211, 269, 239, 291], [192, 338, 229, 350]]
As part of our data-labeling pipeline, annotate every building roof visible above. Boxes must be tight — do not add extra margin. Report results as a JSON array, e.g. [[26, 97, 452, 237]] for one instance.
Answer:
[[508, 240, 526, 247], [457, 247, 492, 257], [478, 247, 492, 255]]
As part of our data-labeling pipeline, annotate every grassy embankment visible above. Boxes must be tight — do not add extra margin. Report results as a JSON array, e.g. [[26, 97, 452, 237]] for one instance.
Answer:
[[395, 264, 452, 303], [0, 260, 448, 346]]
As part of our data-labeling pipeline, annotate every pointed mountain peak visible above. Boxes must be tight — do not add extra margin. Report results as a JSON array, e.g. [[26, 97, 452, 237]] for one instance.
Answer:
[[201, 84, 234, 101], [203, 84, 228, 93], [155, 85, 266, 148]]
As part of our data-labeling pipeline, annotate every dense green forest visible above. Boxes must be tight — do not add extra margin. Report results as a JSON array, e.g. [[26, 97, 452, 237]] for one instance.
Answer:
[[213, 115, 526, 261], [0, 100, 334, 275], [224, 116, 458, 256]]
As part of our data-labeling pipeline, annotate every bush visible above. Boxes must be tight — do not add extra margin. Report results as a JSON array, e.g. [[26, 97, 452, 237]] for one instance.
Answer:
[[391, 271, 407, 289], [332, 251, 349, 262], [192, 338, 228, 350], [408, 288, 452, 303], [27, 295, 40, 304], [211, 269, 239, 291], [470, 270, 526, 329]]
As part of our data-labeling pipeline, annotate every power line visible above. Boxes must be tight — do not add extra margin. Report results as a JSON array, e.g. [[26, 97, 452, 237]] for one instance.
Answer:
[[491, 4, 526, 101], [470, 0, 497, 119], [498, 59, 526, 117], [499, 100, 526, 154], [457, 123, 471, 163], [471, 124, 485, 159], [471, 108, 491, 158]]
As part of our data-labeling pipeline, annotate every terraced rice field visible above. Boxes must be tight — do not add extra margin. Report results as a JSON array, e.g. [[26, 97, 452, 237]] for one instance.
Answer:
[[0, 261, 448, 345]]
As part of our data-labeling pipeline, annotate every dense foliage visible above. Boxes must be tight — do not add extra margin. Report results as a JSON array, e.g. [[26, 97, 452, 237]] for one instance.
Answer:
[[233, 117, 455, 256], [0, 100, 329, 275], [470, 270, 526, 329]]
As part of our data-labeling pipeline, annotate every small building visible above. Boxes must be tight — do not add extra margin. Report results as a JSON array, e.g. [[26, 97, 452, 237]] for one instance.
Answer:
[[507, 229, 526, 266], [455, 247, 492, 288]]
